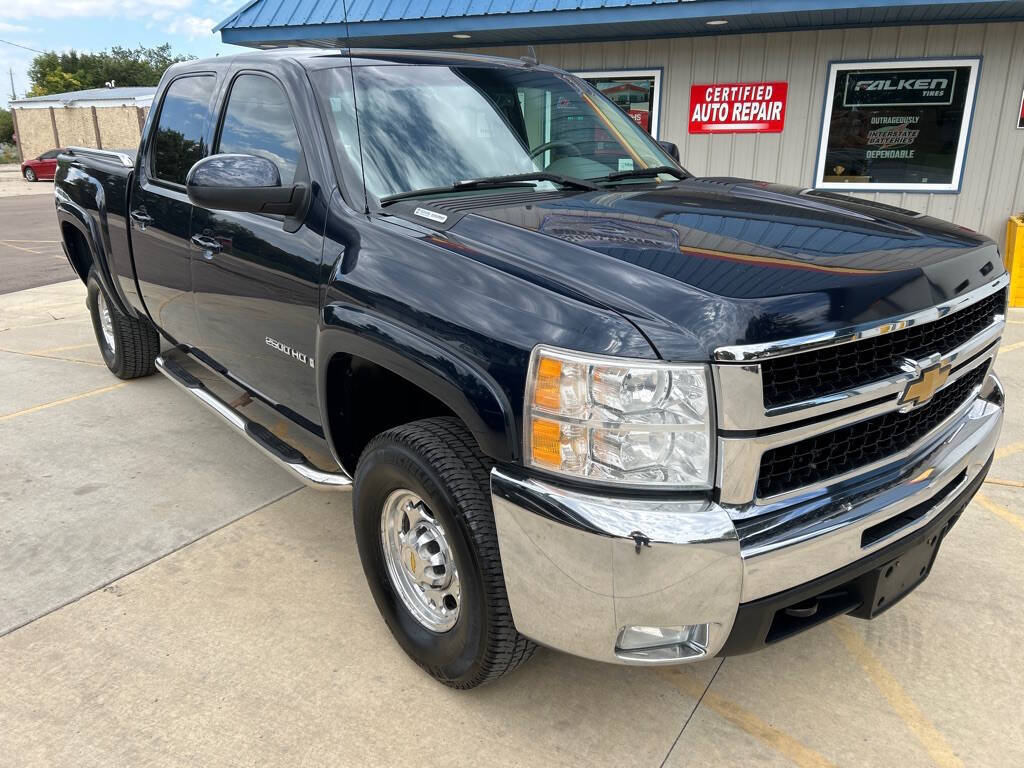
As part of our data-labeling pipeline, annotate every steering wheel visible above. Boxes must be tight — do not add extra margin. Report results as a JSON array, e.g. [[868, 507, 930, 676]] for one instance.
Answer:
[[529, 140, 582, 159]]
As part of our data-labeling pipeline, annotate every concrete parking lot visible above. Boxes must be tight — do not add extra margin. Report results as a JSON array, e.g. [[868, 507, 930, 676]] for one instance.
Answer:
[[1, 200, 1023, 766]]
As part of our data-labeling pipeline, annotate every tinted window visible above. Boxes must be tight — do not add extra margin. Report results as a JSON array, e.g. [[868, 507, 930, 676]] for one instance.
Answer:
[[315, 65, 671, 200], [40, 150, 60, 160], [153, 74, 215, 185], [217, 74, 302, 186]]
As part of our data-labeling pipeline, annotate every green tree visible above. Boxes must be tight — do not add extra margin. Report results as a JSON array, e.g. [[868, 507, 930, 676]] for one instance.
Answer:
[[0, 109, 14, 145], [27, 44, 194, 97]]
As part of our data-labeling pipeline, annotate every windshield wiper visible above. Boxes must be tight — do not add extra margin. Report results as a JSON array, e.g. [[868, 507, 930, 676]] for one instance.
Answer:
[[598, 165, 690, 183], [379, 172, 599, 206]]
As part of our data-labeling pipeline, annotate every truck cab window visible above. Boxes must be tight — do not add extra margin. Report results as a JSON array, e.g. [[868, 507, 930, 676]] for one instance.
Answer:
[[152, 74, 215, 185], [217, 74, 302, 186]]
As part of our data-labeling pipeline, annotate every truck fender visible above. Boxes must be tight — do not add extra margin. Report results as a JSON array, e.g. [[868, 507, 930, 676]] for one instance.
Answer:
[[55, 186, 134, 318], [317, 304, 518, 463]]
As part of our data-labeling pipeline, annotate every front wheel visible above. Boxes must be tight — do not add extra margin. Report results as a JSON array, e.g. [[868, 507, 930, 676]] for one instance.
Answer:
[[23, 168, 36, 182], [87, 270, 160, 379], [353, 417, 536, 688]]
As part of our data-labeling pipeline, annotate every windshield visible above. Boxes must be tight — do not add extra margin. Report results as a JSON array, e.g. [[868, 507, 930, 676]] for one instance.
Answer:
[[313, 63, 676, 201]]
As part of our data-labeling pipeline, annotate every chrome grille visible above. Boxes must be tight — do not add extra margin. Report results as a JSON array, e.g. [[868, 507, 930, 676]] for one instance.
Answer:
[[761, 288, 1006, 408], [756, 365, 988, 497], [713, 274, 1007, 509]]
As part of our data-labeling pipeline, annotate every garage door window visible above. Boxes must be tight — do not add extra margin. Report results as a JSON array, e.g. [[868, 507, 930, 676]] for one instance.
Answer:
[[814, 58, 980, 192], [577, 69, 662, 139]]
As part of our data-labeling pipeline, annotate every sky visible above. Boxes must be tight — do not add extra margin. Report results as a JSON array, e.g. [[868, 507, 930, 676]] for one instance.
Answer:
[[1, 0, 245, 106]]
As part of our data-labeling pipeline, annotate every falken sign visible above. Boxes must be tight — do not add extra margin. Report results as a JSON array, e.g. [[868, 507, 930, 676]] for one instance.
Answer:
[[815, 58, 981, 193], [843, 69, 956, 107]]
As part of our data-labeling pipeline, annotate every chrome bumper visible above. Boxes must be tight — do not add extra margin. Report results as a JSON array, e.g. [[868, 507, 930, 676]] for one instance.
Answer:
[[491, 372, 1003, 665]]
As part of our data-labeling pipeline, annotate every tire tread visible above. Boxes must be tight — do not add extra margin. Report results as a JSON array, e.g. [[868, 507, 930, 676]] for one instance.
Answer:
[[360, 417, 536, 688]]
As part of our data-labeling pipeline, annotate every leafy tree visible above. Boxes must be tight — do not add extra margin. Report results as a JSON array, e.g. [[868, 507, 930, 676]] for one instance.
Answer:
[[27, 44, 195, 97], [0, 109, 14, 145]]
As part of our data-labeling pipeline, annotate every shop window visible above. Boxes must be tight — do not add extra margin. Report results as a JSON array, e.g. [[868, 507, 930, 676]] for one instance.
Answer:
[[814, 58, 980, 192], [576, 69, 662, 139]]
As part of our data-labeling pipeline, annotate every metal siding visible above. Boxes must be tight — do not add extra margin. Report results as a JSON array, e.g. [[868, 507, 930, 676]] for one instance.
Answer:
[[470, 21, 1024, 244]]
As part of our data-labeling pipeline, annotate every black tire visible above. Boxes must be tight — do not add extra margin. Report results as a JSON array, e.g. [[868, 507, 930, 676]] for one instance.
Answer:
[[87, 270, 160, 379], [24, 168, 36, 182], [353, 417, 536, 688]]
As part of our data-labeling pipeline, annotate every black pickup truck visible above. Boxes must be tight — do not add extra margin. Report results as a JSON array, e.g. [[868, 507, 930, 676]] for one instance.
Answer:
[[55, 48, 1007, 689]]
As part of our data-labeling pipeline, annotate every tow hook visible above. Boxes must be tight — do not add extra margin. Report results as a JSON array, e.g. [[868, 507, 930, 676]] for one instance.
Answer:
[[630, 531, 651, 555]]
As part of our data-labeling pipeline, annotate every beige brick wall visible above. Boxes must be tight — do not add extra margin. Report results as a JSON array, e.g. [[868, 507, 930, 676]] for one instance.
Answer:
[[52, 106, 97, 149], [94, 106, 145, 151], [13, 108, 57, 160]]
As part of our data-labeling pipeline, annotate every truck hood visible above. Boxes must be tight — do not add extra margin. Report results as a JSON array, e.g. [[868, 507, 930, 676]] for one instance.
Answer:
[[417, 178, 1004, 360]]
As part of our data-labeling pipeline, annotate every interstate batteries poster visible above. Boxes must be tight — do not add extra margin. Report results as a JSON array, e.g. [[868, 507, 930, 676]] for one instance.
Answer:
[[820, 61, 977, 188]]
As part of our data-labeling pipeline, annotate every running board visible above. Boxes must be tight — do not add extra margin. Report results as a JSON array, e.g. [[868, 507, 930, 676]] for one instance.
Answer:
[[155, 354, 352, 490]]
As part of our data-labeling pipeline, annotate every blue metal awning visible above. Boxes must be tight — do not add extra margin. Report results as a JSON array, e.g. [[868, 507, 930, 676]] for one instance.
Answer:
[[216, 1, 1024, 49]]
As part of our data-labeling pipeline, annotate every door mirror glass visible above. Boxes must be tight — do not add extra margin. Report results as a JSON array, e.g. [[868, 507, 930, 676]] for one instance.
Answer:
[[186, 153, 303, 215]]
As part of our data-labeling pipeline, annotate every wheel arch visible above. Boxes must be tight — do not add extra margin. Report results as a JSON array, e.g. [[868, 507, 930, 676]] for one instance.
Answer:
[[55, 200, 133, 317], [317, 304, 518, 475]]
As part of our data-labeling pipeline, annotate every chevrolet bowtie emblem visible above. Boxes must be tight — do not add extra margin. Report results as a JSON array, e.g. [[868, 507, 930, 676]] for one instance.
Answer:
[[898, 355, 951, 410]]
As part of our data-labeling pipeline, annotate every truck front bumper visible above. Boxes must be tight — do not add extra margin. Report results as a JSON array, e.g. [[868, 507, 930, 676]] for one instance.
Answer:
[[490, 372, 1003, 665]]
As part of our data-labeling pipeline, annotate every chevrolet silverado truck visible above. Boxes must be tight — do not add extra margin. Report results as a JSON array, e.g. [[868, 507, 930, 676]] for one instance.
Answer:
[[54, 49, 1007, 689]]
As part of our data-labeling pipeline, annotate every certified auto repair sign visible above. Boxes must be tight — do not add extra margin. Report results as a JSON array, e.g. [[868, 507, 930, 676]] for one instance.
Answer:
[[689, 81, 787, 133]]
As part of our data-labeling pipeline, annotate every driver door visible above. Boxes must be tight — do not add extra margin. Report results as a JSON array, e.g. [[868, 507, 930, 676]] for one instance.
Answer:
[[190, 71, 323, 427]]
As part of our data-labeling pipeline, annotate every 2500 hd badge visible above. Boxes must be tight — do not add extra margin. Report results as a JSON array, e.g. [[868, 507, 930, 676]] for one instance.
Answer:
[[55, 48, 1007, 688]]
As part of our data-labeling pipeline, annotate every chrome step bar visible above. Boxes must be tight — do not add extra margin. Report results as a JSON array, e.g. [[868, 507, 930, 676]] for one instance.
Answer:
[[155, 354, 352, 490]]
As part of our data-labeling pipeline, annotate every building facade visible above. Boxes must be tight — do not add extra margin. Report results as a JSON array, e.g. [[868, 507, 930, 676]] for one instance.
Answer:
[[214, 0, 1024, 245], [10, 87, 155, 163]]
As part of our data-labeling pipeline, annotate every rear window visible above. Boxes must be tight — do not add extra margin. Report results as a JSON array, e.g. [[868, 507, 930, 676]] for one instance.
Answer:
[[152, 74, 215, 185]]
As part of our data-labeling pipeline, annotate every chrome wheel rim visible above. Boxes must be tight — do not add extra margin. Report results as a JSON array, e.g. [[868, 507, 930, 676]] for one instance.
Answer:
[[380, 489, 461, 632], [96, 292, 116, 354]]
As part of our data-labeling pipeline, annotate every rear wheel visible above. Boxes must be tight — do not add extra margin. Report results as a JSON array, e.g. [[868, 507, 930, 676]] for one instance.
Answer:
[[87, 270, 160, 379], [23, 168, 36, 182], [353, 417, 536, 688]]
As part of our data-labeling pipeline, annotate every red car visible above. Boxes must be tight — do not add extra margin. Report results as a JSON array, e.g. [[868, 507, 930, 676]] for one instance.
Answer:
[[21, 148, 64, 182]]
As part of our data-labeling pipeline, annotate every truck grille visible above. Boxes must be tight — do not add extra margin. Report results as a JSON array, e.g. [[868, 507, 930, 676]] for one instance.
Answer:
[[761, 288, 1005, 408], [757, 365, 988, 498]]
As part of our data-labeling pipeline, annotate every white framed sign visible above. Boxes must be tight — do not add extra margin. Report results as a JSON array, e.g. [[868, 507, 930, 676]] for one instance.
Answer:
[[814, 58, 981, 193], [574, 68, 663, 139]]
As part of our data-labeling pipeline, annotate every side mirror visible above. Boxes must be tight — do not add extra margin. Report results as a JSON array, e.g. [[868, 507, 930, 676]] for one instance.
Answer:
[[186, 154, 304, 216], [657, 140, 681, 163]]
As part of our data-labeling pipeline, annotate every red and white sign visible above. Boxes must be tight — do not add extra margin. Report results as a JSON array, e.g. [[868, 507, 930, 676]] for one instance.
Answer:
[[689, 81, 788, 133], [626, 108, 650, 133]]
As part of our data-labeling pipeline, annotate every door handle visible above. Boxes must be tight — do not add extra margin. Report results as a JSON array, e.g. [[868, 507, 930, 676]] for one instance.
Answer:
[[190, 234, 223, 257], [129, 209, 152, 231]]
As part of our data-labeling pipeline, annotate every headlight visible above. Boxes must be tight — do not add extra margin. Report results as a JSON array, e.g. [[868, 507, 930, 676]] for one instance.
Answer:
[[524, 346, 713, 489]]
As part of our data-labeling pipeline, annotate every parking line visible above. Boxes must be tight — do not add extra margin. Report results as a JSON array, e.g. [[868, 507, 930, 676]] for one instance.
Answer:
[[998, 340, 1024, 355], [660, 668, 837, 768], [0, 347, 103, 367], [834, 621, 962, 768], [34, 342, 95, 354], [995, 442, 1024, 461], [0, 382, 126, 422], [974, 493, 1024, 534], [985, 476, 1024, 489]]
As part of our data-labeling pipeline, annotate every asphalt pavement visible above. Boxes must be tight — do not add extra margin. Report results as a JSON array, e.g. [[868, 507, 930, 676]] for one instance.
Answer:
[[0, 193, 69, 295]]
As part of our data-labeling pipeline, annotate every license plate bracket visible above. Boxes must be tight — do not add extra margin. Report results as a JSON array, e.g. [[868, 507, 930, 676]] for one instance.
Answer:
[[851, 530, 945, 619]]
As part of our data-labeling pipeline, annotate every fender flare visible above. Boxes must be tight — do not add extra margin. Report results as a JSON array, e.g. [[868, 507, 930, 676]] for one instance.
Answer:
[[55, 190, 134, 318], [317, 304, 518, 464]]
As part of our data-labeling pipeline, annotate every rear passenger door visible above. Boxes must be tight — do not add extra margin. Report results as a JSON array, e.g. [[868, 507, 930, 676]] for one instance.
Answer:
[[130, 73, 216, 345], [190, 71, 323, 427]]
